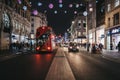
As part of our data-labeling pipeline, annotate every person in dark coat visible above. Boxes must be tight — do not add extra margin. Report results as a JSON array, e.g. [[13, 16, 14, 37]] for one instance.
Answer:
[[91, 43, 96, 53], [99, 43, 103, 51], [117, 41, 120, 52]]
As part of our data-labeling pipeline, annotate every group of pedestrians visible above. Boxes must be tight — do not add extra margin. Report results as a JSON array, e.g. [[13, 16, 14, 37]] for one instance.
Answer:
[[9, 41, 30, 53], [87, 41, 120, 53], [91, 43, 103, 53]]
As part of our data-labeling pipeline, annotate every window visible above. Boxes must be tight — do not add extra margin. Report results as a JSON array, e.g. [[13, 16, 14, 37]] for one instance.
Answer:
[[31, 18, 34, 21], [115, 0, 120, 7], [107, 4, 111, 12], [31, 23, 34, 27], [113, 13, 119, 25], [108, 18, 110, 27]]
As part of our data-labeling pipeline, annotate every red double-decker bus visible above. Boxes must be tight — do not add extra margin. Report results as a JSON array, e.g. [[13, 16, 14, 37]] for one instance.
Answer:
[[36, 26, 56, 52]]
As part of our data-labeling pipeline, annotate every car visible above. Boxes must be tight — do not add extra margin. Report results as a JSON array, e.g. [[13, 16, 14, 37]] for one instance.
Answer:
[[68, 42, 79, 52]]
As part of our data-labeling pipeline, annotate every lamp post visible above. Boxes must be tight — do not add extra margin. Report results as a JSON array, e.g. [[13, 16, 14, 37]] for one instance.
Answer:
[[83, 11, 89, 51]]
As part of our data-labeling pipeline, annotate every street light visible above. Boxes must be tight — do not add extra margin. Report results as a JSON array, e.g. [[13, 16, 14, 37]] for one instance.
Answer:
[[83, 11, 89, 51]]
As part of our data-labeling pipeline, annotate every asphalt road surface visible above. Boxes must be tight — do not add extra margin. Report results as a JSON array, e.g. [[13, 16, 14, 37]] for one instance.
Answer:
[[0, 52, 56, 80], [65, 51, 120, 80]]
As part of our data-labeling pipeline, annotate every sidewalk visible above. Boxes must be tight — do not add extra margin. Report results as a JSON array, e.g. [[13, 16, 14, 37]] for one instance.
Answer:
[[79, 47, 120, 63], [45, 48, 75, 80], [0, 50, 18, 62], [0, 49, 32, 62]]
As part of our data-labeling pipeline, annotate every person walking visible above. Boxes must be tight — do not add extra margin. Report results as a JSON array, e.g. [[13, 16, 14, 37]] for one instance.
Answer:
[[99, 43, 103, 51], [117, 41, 120, 53]]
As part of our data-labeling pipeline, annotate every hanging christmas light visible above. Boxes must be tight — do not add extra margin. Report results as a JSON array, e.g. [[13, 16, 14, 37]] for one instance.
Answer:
[[38, 2, 42, 6], [49, 3, 54, 9], [33, 10, 38, 15]]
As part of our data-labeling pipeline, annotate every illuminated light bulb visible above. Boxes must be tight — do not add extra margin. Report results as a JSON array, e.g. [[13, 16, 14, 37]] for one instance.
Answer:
[[59, 0, 62, 3], [33, 10, 38, 15], [74, 11, 77, 14], [76, 4, 79, 8], [69, 4, 72, 8], [54, 10, 57, 14], [80, 3, 83, 6], [23, 6, 27, 11], [59, 4, 63, 8], [38, 2, 42, 6], [17, 0, 22, 4], [64, 11, 67, 14], [49, 3, 54, 9]]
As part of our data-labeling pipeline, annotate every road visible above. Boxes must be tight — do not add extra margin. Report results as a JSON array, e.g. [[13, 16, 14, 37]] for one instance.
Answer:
[[1, 47, 120, 80], [0, 52, 56, 80], [65, 50, 120, 80]]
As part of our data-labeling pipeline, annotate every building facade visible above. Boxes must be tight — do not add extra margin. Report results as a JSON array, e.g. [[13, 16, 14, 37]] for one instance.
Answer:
[[96, 0, 105, 47], [0, 0, 31, 50], [30, 12, 48, 45], [31, 13, 47, 36], [105, 0, 120, 50], [86, 0, 97, 44], [69, 13, 87, 44]]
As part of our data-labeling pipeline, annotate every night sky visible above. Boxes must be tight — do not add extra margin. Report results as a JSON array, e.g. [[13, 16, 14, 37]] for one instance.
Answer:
[[30, 0, 86, 35]]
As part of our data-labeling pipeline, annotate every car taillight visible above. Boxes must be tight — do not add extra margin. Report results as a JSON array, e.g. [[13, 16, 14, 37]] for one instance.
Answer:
[[36, 46, 40, 50], [47, 47, 51, 50]]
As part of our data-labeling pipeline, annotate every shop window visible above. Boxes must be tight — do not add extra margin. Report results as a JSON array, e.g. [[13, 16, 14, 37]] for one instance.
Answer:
[[31, 18, 34, 21], [108, 18, 110, 27], [113, 13, 119, 25], [114, 0, 120, 7], [107, 4, 111, 12], [31, 23, 34, 27]]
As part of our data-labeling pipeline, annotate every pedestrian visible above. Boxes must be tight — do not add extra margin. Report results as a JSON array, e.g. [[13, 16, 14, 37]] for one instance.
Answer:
[[91, 43, 96, 53], [87, 42, 90, 51], [117, 41, 120, 53], [99, 43, 103, 51], [110, 43, 113, 50]]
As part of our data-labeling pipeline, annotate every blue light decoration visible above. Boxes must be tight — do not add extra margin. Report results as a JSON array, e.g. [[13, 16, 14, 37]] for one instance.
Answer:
[[59, 4, 63, 8], [49, 3, 54, 9], [17, 0, 22, 4], [23, 6, 27, 11], [96, 0, 98, 3], [54, 10, 58, 14], [76, 4, 79, 8], [33, 10, 38, 15], [38, 2, 42, 6]]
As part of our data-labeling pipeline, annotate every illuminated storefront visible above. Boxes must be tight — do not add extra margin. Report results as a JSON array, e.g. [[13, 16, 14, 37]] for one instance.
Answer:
[[106, 26, 120, 50], [96, 26, 105, 45]]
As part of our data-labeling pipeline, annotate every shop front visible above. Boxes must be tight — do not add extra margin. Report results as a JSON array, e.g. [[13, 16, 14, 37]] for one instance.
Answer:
[[106, 26, 120, 50], [96, 26, 105, 46]]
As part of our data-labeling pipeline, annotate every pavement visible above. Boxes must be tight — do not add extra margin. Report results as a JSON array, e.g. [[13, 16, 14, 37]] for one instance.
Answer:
[[79, 47, 120, 63], [0, 49, 32, 62]]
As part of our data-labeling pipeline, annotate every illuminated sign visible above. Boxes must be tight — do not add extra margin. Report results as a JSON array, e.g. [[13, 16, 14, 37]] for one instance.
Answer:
[[108, 27, 120, 35], [111, 28, 119, 34]]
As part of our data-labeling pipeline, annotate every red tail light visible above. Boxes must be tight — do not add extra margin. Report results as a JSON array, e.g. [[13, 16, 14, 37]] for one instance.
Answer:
[[47, 47, 51, 50], [36, 46, 40, 50]]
